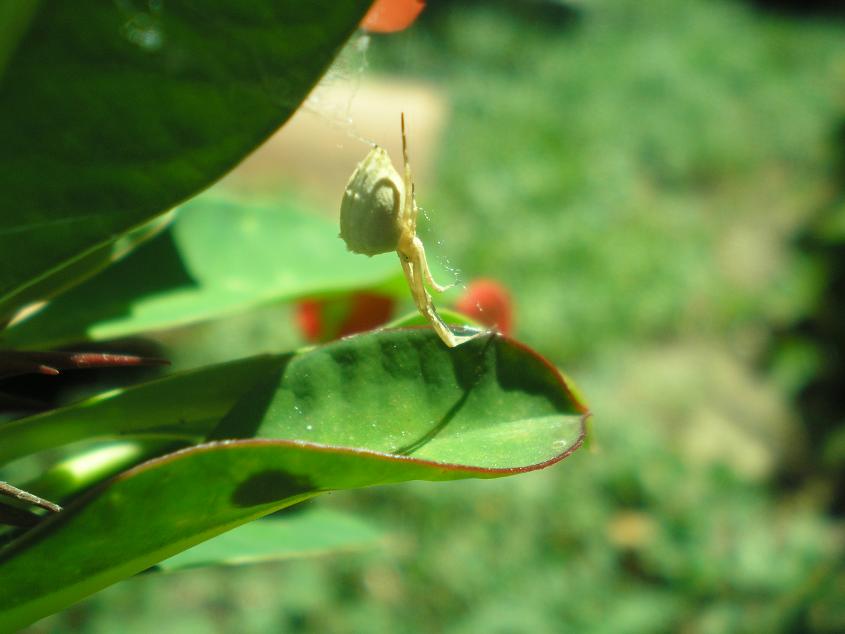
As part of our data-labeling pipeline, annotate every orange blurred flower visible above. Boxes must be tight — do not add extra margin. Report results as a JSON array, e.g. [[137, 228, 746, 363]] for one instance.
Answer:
[[361, 0, 425, 33]]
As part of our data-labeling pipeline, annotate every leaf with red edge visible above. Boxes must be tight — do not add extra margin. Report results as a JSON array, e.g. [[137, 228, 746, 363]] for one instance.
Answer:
[[0, 328, 588, 629]]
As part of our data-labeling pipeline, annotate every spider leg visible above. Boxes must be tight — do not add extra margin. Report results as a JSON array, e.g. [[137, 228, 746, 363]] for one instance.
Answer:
[[408, 248, 459, 348], [400, 243, 478, 348], [399, 253, 416, 303], [401, 115, 454, 293], [397, 114, 474, 347], [398, 251, 424, 322], [411, 235, 453, 293], [401, 113, 417, 234]]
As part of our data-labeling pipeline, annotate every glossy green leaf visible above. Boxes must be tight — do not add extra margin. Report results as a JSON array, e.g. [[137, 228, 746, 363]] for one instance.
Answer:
[[208, 329, 588, 468], [0, 329, 588, 629], [156, 507, 381, 572], [2, 194, 401, 350], [0, 1, 373, 320]]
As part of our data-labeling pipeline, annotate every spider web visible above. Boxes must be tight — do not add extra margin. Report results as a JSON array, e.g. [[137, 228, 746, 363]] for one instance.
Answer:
[[305, 31, 468, 295], [303, 33, 374, 148]]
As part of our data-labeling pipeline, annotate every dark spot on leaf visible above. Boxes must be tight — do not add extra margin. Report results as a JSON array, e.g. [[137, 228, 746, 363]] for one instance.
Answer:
[[231, 470, 315, 507]]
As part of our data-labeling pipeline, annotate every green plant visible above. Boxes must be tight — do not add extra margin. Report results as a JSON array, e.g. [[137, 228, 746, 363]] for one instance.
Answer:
[[0, 3, 588, 631]]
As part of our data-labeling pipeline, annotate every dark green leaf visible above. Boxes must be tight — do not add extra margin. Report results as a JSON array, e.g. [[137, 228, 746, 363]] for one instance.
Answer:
[[0, 1, 372, 320], [0, 0, 39, 81]]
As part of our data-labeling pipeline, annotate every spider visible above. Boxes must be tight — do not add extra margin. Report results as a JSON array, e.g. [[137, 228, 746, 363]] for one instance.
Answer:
[[340, 114, 480, 347]]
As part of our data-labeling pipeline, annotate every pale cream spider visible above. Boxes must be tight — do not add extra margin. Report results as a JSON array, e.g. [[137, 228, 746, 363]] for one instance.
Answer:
[[339, 114, 480, 347]]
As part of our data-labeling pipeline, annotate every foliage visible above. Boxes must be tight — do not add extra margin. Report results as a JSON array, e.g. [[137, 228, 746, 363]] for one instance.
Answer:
[[55, 1, 839, 633], [6, 0, 845, 633], [0, 1, 589, 630]]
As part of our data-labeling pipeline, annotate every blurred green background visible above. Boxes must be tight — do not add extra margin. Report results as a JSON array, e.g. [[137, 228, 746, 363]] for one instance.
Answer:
[[26, 0, 845, 632]]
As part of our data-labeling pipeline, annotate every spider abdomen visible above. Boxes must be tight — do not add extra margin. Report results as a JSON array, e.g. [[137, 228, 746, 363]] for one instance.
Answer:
[[339, 146, 404, 257]]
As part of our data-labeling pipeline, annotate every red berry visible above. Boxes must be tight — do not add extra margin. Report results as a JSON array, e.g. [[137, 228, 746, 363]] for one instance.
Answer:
[[455, 279, 514, 336], [337, 293, 395, 338], [295, 299, 324, 343], [296, 293, 395, 343]]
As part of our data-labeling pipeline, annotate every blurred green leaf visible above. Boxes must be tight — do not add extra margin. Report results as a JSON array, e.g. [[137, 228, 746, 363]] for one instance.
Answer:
[[0, 329, 587, 629], [156, 507, 381, 572], [2, 194, 401, 350], [0, 1, 372, 321]]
